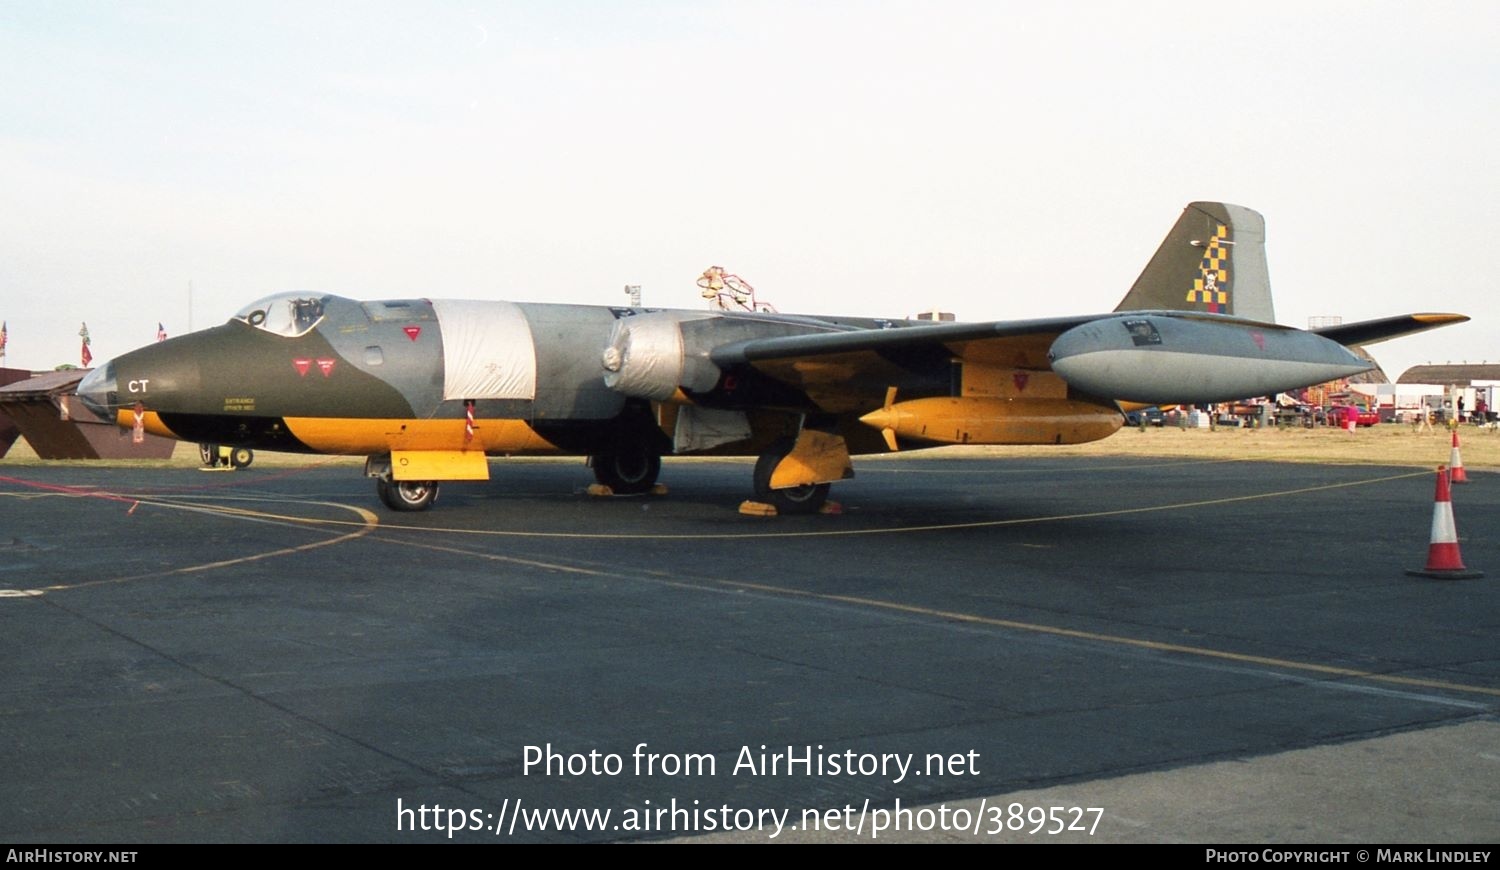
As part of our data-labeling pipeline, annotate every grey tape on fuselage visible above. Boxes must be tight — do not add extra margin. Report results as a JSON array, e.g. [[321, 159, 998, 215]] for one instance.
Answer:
[[431, 299, 538, 401]]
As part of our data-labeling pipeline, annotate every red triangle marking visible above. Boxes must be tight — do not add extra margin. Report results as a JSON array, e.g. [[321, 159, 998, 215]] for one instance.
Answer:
[[293, 358, 312, 377], [403, 326, 422, 342], [1013, 372, 1030, 392], [316, 358, 336, 377]]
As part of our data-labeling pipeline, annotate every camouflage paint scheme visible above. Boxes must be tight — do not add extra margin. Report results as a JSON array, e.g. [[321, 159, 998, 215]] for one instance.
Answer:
[[77, 202, 1467, 513]]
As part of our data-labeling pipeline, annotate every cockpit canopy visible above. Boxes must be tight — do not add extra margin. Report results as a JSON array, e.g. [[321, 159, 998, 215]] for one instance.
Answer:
[[233, 293, 330, 337]]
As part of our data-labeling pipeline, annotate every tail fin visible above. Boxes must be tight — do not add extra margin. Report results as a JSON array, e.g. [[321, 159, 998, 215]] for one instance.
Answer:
[[1114, 201, 1274, 323]]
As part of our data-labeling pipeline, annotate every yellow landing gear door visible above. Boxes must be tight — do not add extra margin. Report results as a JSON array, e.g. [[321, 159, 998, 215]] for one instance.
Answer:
[[769, 429, 853, 489], [390, 450, 491, 481]]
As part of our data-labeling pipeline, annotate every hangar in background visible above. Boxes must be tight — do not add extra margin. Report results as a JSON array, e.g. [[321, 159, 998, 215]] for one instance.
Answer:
[[1398, 363, 1500, 386]]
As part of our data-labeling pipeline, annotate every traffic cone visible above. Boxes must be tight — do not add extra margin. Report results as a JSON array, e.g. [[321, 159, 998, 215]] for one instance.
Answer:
[[1448, 430, 1469, 484], [1407, 466, 1483, 579]]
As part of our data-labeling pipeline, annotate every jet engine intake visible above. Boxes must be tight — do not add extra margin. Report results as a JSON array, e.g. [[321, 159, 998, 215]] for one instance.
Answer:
[[601, 312, 722, 400]]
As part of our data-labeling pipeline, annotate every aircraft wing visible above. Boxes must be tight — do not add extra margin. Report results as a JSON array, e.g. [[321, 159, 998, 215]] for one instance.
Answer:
[[710, 309, 1470, 412], [706, 315, 1096, 413], [705, 306, 1456, 413], [708, 314, 1101, 366]]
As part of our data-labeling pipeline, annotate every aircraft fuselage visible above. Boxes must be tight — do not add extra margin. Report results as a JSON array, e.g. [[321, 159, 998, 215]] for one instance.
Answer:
[[71, 200, 1465, 513], [76, 294, 919, 461]]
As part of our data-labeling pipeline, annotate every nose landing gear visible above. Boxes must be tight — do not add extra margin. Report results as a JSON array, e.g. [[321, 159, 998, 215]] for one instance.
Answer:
[[198, 443, 253, 469], [375, 478, 440, 512]]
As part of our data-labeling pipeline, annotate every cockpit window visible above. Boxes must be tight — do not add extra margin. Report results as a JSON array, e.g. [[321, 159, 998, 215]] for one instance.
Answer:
[[233, 294, 329, 337]]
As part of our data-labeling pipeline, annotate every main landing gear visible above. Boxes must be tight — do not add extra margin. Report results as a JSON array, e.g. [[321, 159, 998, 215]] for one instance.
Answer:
[[751, 436, 836, 515], [589, 448, 662, 495]]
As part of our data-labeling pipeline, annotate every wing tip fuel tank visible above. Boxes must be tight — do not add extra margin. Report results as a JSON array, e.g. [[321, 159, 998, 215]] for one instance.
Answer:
[[1049, 314, 1373, 405]]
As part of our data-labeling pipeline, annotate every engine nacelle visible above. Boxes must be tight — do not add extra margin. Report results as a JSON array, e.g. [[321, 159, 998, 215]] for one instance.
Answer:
[[601, 312, 723, 400], [1049, 315, 1372, 405]]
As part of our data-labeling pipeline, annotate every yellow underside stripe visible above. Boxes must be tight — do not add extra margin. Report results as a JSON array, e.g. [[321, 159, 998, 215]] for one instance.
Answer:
[[119, 410, 563, 456], [283, 417, 562, 455]]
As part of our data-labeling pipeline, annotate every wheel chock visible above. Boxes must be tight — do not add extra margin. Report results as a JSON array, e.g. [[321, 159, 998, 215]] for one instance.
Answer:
[[589, 483, 670, 498], [738, 500, 778, 517]]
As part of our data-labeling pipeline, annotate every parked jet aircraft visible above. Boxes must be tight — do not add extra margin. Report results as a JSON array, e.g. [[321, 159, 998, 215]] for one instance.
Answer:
[[77, 202, 1466, 513]]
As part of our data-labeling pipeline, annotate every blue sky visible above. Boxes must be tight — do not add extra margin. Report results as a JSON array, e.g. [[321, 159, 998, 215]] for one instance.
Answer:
[[2, 1, 1495, 378]]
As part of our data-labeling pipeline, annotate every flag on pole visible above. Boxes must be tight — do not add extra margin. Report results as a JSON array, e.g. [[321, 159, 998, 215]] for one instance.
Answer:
[[157, 322, 168, 342], [80, 322, 92, 367], [0, 321, 7, 360]]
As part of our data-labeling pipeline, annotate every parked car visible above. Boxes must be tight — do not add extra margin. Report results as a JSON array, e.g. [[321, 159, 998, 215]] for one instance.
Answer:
[[1327, 406, 1379, 427], [1124, 407, 1166, 427]]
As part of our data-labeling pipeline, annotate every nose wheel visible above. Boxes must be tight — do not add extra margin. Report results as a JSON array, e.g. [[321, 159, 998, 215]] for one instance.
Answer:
[[376, 478, 439, 511], [198, 443, 253, 468]]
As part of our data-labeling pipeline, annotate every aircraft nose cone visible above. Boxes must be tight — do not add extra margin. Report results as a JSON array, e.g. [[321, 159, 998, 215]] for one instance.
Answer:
[[77, 362, 118, 421]]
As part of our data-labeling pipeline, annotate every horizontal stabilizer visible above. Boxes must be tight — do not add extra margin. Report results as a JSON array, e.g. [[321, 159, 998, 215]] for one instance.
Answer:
[[1313, 313, 1469, 347]]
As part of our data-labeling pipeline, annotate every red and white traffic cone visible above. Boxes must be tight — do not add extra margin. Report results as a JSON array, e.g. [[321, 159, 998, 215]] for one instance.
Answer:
[[1448, 430, 1469, 484], [1407, 466, 1483, 579]]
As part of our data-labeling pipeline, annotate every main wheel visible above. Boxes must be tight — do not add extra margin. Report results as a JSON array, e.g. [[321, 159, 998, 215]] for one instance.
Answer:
[[377, 478, 439, 511], [591, 450, 661, 495], [753, 438, 830, 515], [230, 447, 254, 468]]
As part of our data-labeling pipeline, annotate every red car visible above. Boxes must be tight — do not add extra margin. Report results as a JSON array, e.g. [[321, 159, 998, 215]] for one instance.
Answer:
[[1328, 406, 1379, 427]]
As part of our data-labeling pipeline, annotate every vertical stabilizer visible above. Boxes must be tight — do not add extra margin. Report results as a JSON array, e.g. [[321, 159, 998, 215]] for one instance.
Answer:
[[1114, 202, 1274, 323]]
